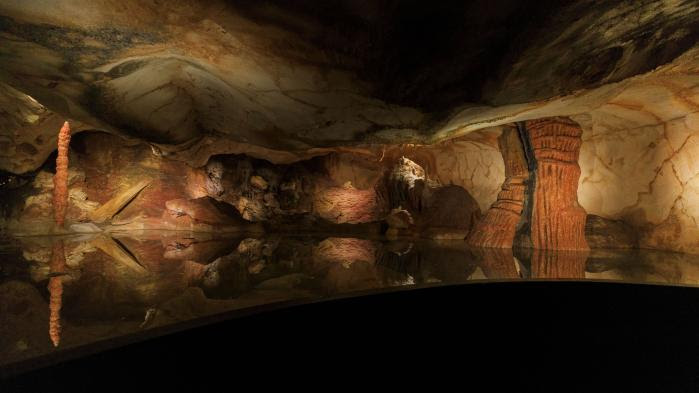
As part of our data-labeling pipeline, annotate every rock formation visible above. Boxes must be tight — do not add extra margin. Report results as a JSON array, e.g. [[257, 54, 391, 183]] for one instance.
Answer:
[[527, 118, 589, 251], [0, 1, 698, 254], [48, 241, 65, 347], [52, 121, 71, 228], [468, 118, 589, 251], [529, 249, 588, 279], [467, 126, 529, 248]]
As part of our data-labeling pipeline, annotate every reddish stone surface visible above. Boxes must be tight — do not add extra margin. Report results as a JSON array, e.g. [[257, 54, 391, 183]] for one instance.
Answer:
[[471, 247, 520, 279], [48, 241, 65, 347], [530, 249, 588, 279], [52, 121, 71, 227], [313, 184, 384, 224], [467, 126, 528, 248], [527, 117, 589, 251]]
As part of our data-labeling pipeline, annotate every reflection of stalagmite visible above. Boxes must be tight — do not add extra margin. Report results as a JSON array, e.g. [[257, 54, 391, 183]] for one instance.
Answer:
[[530, 249, 588, 279], [527, 118, 589, 251], [52, 121, 71, 227], [49, 241, 66, 347], [471, 247, 520, 279], [467, 126, 529, 248]]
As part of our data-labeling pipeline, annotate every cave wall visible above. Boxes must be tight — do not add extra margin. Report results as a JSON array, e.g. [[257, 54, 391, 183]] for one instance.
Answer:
[[577, 111, 699, 254], [461, 111, 699, 254], [1, 129, 493, 238]]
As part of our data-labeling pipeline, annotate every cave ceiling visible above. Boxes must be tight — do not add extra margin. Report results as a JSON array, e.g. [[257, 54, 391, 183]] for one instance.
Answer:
[[1, 0, 699, 173]]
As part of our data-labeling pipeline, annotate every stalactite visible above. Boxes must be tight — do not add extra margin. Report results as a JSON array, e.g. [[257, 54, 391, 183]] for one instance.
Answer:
[[53, 121, 71, 228], [526, 117, 589, 251], [467, 125, 529, 248], [48, 241, 66, 347]]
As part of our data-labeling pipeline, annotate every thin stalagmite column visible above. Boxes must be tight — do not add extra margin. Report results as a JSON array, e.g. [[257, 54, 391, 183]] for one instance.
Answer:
[[53, 121, 71, 228], [48, 241, 66, 347]]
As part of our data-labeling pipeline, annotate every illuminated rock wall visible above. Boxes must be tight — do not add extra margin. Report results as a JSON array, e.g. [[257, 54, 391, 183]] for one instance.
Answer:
[[577, 110, 699, 254]]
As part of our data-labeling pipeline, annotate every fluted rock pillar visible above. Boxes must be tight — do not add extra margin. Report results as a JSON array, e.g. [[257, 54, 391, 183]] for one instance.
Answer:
[[467, 118, 588, 251], [467, 126, 529, 248], [526, 117, 589, 251]]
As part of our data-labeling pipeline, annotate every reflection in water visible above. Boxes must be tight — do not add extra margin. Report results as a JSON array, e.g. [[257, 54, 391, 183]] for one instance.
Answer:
[[48, 241, 65, 347], [471, 247, 520, 279], [1, 232, 699, 368], [526, 248, 589, 279]]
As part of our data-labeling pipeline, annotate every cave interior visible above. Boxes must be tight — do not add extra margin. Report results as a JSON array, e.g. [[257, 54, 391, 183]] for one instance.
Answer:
[[1, 0, 699, 380]]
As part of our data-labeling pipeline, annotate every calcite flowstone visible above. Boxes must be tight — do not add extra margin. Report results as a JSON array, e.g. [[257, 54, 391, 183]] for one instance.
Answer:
[[467, 126, 529, 248], [527, 118, 589, 251], [468, 118, 589, 251]]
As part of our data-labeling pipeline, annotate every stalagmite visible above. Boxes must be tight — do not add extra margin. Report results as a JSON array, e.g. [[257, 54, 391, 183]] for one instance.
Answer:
[[526, 117, 589, 251], [48, 241, 66, 347], [52, 121, 71, 228], [467, 126, 529, 248]]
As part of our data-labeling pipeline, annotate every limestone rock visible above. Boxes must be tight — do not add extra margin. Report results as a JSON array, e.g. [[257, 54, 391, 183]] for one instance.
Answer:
[[88, 179, 151, 223], [386, 208, 413, 229], [249, 175, 268, 191], [467, 126, 529, 248], [69, 222, 102, 233], [585, 215, 638, 249]]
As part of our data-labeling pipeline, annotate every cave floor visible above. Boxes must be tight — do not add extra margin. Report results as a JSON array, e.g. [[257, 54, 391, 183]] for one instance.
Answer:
[[1, 231, 699, 374]]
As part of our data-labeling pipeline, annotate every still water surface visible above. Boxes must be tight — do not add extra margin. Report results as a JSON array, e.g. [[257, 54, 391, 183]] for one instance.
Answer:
[[2, 231, 699, 369]]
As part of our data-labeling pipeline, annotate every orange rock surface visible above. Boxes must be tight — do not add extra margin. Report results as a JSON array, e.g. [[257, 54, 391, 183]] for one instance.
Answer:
[[52, 121, 71, 227], [48, 241, 66, 347], [527, 118, 589, 251], [467, 126, 529, 248]]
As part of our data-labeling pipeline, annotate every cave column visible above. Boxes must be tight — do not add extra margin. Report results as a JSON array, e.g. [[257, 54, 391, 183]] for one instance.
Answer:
[[467, 125, 529, 248], [526, 117, 589, 251], [467, 117, 589, 251]]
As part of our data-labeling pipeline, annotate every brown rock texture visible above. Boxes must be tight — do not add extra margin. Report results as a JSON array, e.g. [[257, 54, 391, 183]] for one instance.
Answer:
[[467, 126, 529, 248], [471, 247, 520, 279], [527, 117, 589, 251], [52, 121, 71, 227], [585, 215, 638, 249], [313, 183, 384, 224], [530, 249, 588, 279], [48, 241, 66, 347]]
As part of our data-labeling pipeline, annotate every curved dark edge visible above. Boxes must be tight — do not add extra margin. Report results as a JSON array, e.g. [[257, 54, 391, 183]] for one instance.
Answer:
[[2, 278, 698, 381]]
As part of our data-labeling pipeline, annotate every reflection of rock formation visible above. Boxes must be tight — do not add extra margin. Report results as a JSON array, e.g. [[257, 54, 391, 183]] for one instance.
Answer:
[[471, 247, 520, 279], [527, 118, 589, 251], [52, 121, 71, 228], [530, 249, 588, 279], [468, 126, 529, 248], [48, 241, 66, 347]]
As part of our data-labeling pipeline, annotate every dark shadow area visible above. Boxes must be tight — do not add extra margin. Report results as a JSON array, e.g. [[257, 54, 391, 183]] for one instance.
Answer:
[[2, 281, 698, 392]]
